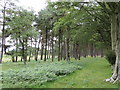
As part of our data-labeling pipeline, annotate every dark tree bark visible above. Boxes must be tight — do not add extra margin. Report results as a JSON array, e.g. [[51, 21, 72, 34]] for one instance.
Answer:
[[58, 29, 61, 61], [22, 43, 26, 65], [20, 39, 27, 65], [36, 36, 41, 60], [44, 28, 48, 62], [21, 57, 23, 62], [48, 41, 51, 59], [63, 40, 66, 60], [12, 56, 15, 62], [76, 43, 79, 60], [28, 38, 32, 62], [48, 43, 51, 59], [34, 39, 38, 61], [15, 38, 18, 62], [60, 42, 64, 60], [47, 40, 49, 59], [90, 43, 94, 57], [40, 40, 44, 60], [66, 38, 70, 61], [73, 43, 76, 59], [51, 32, 54, 62], [78, 44, 81, 60]]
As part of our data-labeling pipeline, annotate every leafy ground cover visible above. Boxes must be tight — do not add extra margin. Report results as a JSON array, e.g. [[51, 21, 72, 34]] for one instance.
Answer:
[[1, 59, 82, 88], [0, 57, 118, 88]]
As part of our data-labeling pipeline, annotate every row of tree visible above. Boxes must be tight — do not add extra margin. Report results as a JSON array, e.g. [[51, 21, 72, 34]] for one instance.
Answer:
[[0, 0, 119, 83], [0, 1, 109, 63]]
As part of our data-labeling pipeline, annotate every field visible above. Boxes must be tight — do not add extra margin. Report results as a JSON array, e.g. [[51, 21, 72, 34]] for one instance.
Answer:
[[0, 57, 118, 88]]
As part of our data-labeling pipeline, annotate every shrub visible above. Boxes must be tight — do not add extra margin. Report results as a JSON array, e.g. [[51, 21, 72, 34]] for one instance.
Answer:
[[105, 50, 116, 65]]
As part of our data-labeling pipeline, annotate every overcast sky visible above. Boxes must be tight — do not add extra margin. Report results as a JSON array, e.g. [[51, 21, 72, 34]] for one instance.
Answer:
[[17, 0, 48, 12]]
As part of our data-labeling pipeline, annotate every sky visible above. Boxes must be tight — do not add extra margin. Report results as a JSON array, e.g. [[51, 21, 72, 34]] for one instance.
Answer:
[[0, 0, 51, 50], [17, 0, 48, 12]]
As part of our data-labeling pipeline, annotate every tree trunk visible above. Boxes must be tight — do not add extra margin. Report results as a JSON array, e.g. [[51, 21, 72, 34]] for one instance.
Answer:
[[78, 44, 81, 60], [83, 47, 87, 58], [21, 57, 23, 62], [41, 40, 44, 60], [90, 43, 94, 57], [58, 29, 61, 61], [110, 13, 118, 82], [47, 41, 49, 59], [74, 43, 77, 60], [73, 43, 75, 59], [25, 39, 28, 62], [100, 49, 104, 57], [48, 44, 51, 59], [111, 14, 117, 51], [61, 42, 64, 60], [15, 38, 18, 62], [118, 12, 120, 83], [105, 13, 120, 83], [63, 39, 66, 60], [51, 32, 54, 62], [66, 38, 70, 61], [20, 39, 27, 65], [118, 43, 120, 83], [22, 44, 26, 65], [36, 36, 41, 60], [28, 38, 33, 62], [93, 47, 96, 57], [28, 56, 31, 62], [34, 39, 38, 61], [44, 28, 48, 62], [12, 56, 15, 62], [0, 6, 6, 64]]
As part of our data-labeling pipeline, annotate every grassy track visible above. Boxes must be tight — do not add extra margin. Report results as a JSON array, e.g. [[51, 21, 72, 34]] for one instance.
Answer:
[[40, 57, 118, 88]]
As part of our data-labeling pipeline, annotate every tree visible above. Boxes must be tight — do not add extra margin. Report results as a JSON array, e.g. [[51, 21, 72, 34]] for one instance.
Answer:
[[49, 2, 120, 83], [7, 7, 38, 64], [36, 5, 57, 61], [0, 0, 17, 63], [97, 2, 120, 83]]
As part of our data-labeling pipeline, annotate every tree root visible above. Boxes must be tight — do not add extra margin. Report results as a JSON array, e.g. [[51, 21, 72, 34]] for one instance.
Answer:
[[105, 76, 118, 84], [113, 77, 118, 84]]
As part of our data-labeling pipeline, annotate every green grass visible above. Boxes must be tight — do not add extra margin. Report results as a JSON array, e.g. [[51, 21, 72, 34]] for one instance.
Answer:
[[40, 57, 118, 88], [1, 60, 38, 71], [1, 57, 118, 88]]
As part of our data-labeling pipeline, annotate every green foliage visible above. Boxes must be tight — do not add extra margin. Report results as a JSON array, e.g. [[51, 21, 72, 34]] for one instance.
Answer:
[[7, 7, 38, 40], [48, 2, 111, 51], [5, 7, 39, 62], [105, 50, 116, 65], [1, 60, 82, 88]]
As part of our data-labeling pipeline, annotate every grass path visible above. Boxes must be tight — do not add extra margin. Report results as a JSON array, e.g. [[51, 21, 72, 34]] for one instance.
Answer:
[[40, 57, 118, 88]]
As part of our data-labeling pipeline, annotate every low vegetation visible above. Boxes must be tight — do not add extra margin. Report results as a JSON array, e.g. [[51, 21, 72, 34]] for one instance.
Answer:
[[105, 50, 116, 65], [1, 59, 82, 88], [1, 57, 118, 88]]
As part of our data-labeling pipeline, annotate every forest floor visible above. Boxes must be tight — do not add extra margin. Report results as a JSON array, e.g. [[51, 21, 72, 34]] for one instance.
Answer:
[[1, 57, 118, 88]]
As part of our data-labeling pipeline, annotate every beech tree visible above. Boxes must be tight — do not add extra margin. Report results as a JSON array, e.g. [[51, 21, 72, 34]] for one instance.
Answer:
[[97, 2, 120, 83]]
